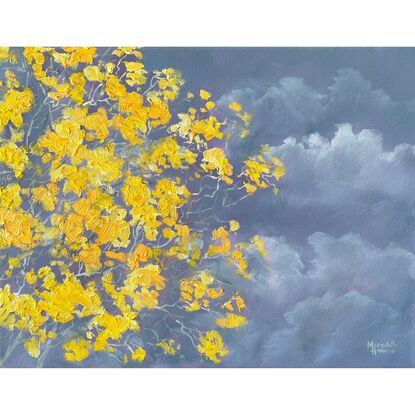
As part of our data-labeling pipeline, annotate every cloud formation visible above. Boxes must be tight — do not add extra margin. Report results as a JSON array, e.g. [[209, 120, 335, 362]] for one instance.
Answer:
[[220, 67, 415, 152], [211, 64, 415, 367], [224, 233, 414, 367], [232, 124, 415, 253]]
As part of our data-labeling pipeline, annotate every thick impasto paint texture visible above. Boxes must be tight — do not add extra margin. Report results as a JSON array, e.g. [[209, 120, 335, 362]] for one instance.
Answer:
[[0, 47, 285, 367], [2, 47, 415, 368]]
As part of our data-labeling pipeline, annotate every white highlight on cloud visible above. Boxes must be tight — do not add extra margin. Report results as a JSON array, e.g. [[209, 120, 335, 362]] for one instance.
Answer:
[[225, 233, 414, 367]]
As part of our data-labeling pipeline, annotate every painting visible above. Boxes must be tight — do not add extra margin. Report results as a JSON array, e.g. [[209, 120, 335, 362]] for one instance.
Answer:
[[0, 47, 413, 368]]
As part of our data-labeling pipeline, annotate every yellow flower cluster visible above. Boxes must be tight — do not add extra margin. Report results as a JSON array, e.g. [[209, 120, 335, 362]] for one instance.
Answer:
[[207, 226, 232, 256], [0, 142, 29, 178], [242, 151, 286, 195], [0, 47, 286, 365], [0, 209, 39, 249], [32, 183, 59, 211], [201, 148, 233, 184], [24, 47, 95, 103], [226, 249, 251, 279], [155, 68, 184, 101], [0, 87, 34, 132], [0, 47, 10, 60], [180, 271, 224, 312], [131, 347, 146, 362], [216, 313, 247, 329], [122, 174, 190, 241], [157, 339, 180, 356], [197, 331, 229, 363], [140, 136, 197, 173], [0, 183, 21, 209], [63, 339, 92, 362]]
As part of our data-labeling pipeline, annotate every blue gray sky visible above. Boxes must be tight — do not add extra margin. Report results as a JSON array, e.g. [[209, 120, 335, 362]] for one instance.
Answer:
[[144, 48, 415, 367]]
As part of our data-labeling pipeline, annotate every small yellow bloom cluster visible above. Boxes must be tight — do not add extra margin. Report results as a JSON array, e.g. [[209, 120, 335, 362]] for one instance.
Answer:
[[23, 47, 95, 103], [222, 294, 246, 313], [228, 100, 252, 139], [226, 248, 251, 279], [242, 149, 286, 195], [131, 347, 146, 362], [140, 136, 197, 173], [157, 339, 180, 356], [124, 61, 147, 87], [0, 209, 39, 249], [0, 88, 34, 132], [63, 339, 92, 362], [251, 235, 268, 258], [0, 47, 10, 61], [201, 147, 233, 184], [197, 331, 229, 363], [155, 68, 184, 101], [0, 183, 21, 209], [207, 226, 232, 257], [204, 222, 261, 279], [32, 183, 59, 211], [180, 271, 224, 312], [216, 313, 247, 329], [0, 142, 29, 178]]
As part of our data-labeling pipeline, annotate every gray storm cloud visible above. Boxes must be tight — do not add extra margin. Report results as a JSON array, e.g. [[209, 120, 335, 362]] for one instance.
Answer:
[[217, 77, 415, 366], [223, 233, 414, 367]]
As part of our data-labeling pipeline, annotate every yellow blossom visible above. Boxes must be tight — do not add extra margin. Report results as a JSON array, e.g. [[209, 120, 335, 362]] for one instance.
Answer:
[[251, 235, 267, 257], [124, 61, 147, 86], [200, 89, 211, 100], [0, 87, 34, 131], [131, 347, 146, 362], [205, 101, 216, 110], [0, 142, 29, 178], [0, 47, 9, 60], [76, 244, 102, 275], [83, 65, 105, 82], [24, 337, 40, 358], [105, 251, 127, 262], [61, 47, 96, 67], [0, 209, 39, 249], [229, 101, 242, 112], [156, 339, 179, 355], [229, 220, 240, 232], [216, 313, 247, 329], [128, 244, 152, 269], [197, 331, 228, 363], [0, 183, 21, 209], [63, 338, 92, 362], [105, 75, 127, 99], [31, 183, 59, 211], [202, 148, 233, 184], [191, 116, 224, 141]]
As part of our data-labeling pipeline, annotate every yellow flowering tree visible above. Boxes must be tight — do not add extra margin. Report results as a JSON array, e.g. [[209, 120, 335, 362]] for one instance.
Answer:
[[0, 47, 285, 366]]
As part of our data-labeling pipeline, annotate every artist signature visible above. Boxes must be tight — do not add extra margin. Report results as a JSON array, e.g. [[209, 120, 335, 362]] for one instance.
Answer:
[[367, 340, 397, 356]]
